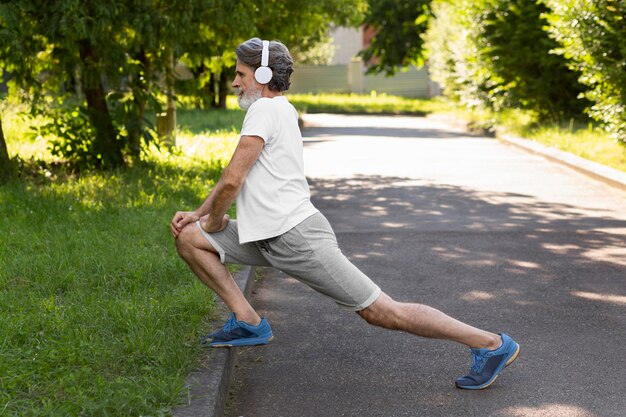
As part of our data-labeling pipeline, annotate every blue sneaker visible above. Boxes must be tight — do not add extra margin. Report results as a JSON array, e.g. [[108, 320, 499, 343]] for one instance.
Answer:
[[200, 313, 273, 348], [455, 333, 520, 390]]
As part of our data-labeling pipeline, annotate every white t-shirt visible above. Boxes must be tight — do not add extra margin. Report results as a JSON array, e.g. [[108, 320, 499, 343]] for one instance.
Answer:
[[236, 96, 318, 243]]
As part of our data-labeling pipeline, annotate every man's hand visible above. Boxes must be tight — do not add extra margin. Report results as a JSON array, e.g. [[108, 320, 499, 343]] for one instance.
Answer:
[[170, 211, 200, 238], [199, 214, 230, 234]]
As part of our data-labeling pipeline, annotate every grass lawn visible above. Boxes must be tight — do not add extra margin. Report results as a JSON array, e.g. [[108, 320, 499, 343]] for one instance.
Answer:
[[287, 92, 451, 115], [1, 102, 239, 416], [514, 123, 626, 173]]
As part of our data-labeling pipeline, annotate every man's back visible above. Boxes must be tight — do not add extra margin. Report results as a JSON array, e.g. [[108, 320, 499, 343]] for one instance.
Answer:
[[237, 96, 318, 243]]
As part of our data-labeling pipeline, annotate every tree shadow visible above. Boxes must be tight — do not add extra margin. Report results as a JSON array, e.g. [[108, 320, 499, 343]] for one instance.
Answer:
[[303, 125, 474, 140], [304, 174, 626, 417]]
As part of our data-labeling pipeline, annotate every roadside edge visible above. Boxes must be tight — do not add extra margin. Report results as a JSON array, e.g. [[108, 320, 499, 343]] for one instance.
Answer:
[[498, 133, 626, 192], [172, 266, 256, 417]]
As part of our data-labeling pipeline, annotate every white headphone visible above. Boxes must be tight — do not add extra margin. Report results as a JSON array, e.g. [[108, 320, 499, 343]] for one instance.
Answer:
[[254, 40, 273, 84]]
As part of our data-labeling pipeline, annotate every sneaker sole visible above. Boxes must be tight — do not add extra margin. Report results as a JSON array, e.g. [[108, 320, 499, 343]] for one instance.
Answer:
[[455, 343, 520, 390], [209, 335, 274, 348]]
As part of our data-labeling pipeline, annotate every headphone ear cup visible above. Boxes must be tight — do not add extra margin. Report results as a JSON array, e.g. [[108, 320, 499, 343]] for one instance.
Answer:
[[255, 66, 273, 84]]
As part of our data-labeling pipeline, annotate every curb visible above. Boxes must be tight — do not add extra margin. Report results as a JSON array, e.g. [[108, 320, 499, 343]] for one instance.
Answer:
[[498, 133, 626, 192], [426, 112, 626, 192], [172, 266, 257, 417]]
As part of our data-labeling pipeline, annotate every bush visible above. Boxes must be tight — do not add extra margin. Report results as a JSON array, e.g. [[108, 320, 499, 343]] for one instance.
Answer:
[[544, 0, 626, 144], [425, 0, 587, 120], [424, 0, 481, 107], [41, 103, 102, 171]]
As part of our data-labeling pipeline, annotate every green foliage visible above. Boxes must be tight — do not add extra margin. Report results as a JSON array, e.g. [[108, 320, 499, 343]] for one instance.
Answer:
[[423, 1, 472, 104], [0, 0, 367, 172], [0, 1, 133, 168], [544, 0, 626, 144], [33, 98, 149, 172], [42, 104, 99, 170], [475, 0, 586, 119], [360, 0, 432, 75], [181, 0, 367, 108], [425, 0, 586, 120]]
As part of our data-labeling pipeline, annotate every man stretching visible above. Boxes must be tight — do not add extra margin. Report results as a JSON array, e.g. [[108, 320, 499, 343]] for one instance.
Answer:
[[170, 38, 520, 390]]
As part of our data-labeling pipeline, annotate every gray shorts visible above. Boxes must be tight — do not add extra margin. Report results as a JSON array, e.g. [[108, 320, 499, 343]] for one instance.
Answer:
[[196, 212, 381, 311]]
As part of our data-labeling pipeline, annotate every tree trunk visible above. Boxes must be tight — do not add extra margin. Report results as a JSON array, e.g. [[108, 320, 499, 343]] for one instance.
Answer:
[[0, 115, 15, 182], [218, 70, 229, 109], [157, 48, 176, 147], [79, 39, 124, 169], [128, 47, 151, 158], [207, 71, 218, 109]]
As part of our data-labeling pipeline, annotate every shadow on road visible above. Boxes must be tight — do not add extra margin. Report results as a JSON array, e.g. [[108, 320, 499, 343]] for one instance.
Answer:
[[229, 174, 626, 417], [308, 174, 625, 298], [305, 174, 626, 417], [303, 126, 474, 139]]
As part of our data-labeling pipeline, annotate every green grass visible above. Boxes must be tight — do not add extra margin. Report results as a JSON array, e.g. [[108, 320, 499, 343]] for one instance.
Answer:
[[1, 102, 239, 416], [445, 105, 626, 173], [176, 101, 245, 136], [518, 124, 626, 172], [286, 92, 452, 115]]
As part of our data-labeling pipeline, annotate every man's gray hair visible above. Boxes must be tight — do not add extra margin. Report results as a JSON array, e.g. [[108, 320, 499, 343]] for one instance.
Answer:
[[235, 38, 294, 92]]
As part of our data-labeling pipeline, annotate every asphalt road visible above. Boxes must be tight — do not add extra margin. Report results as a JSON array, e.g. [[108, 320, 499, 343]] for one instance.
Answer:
[[226, 114, 626, 417]]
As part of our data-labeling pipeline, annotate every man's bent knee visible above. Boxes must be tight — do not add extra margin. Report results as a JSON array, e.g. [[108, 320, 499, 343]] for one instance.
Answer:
[[175, 223, 216, 259], [357, 292, 401, 330], [175, 226, 193, 259]]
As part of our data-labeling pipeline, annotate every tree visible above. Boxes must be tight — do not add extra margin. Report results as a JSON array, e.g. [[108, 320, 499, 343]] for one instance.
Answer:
[[545, 0, 626, 144], [359, 0, 432, 75], [472, 0, 586, 120], [0, 0, 224, 167], [423, 0, 477, 106], [0, 2, 40, 181], [180, 0, 367, 108], [424, 0, 586, 120], [0, 0, 367, 171], [0, 0, 127, 169], [0, 114, 15, 182]]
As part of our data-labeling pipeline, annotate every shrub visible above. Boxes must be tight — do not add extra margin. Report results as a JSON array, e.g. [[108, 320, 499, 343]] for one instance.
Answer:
[[425, 0, 587, 120], [544, 0, 626, 144]]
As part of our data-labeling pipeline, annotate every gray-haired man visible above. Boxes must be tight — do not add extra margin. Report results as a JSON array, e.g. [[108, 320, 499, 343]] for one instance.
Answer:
[[170, 38, 519, 390]]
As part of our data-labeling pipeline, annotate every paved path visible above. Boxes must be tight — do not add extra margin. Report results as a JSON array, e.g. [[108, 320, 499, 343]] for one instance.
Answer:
[[226, 114, 626, 417]]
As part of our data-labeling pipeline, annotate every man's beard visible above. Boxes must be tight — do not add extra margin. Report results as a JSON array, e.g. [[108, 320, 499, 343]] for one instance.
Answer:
[[236, 86, 263, 110]]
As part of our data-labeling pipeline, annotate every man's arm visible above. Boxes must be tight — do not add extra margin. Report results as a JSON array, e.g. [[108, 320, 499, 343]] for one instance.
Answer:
[[170, 135, 264, 237]]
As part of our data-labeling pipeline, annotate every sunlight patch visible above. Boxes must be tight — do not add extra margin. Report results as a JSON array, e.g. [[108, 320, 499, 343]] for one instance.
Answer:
[[461, 291, 494, 301], [571, 291, 626, 306], [497, 403, 600, 417], [511, 260, 540, 269], [542, 243, 580, 254], [582, 246, 626, 267], [381, 222, 409, 228]]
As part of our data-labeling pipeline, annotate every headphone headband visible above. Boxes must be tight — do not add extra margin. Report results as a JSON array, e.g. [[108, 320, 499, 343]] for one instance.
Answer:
[[255, 39, 273, 84], [261, 40, 270, 67]]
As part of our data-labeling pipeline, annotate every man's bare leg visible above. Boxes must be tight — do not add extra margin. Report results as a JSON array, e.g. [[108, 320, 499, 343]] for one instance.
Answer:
[[358, 292, 501, 350], [175, 224, 261, 325]]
